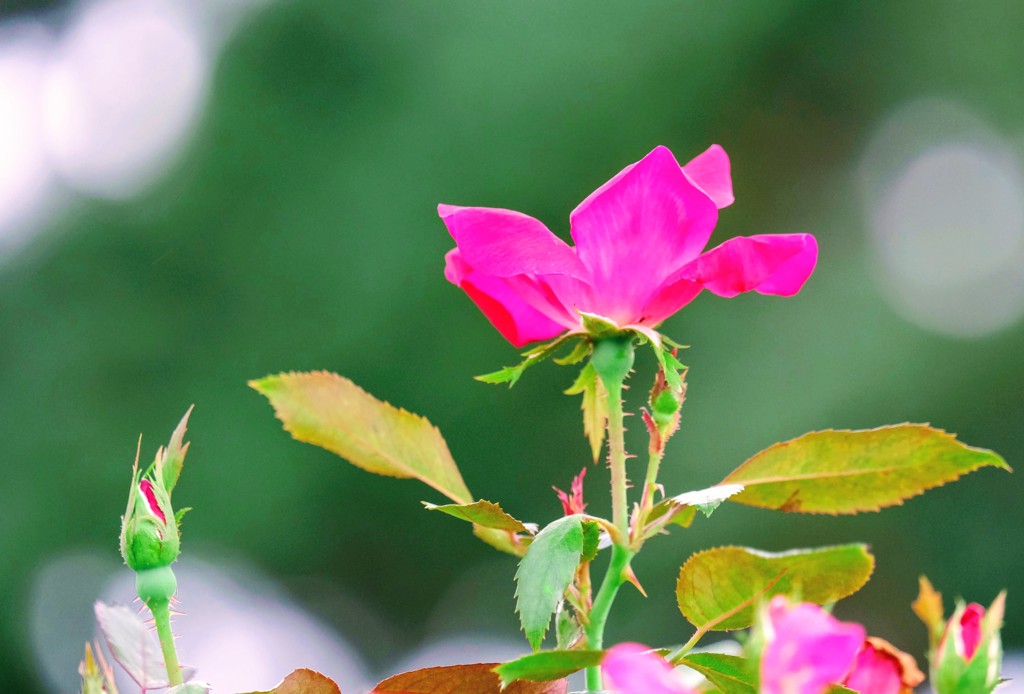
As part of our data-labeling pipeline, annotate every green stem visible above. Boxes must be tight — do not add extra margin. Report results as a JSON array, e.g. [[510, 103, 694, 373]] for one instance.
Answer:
[[148, 598, 183, 687], [640, 447, 664, 518], [605, 378, 629, 534], [584, 544, 634, 691]]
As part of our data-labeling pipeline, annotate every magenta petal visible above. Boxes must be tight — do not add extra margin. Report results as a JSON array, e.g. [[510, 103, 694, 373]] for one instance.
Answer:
[[444, 250, 566, 347], [680, 233, 818, 298], [682, 144, 734, 209], [844, 644, 903, 694], [959, 603, 985, 661], [761, 598, 866, 694], [602, 643, 696, 694], [569, 146, 718, 324], [640, 276, 703, 326], [438, 204, 587, 279]]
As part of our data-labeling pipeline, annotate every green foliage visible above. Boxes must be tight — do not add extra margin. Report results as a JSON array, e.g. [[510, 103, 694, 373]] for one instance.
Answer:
[[494, 650, 604, 686], [722, 425, 1010, 514], [515, 516, 585, 651], [473, 525, 533, 557], [476, 334, 581, 387], [423, 499, 531, 533], [242, 668, 341, 693], [564, 363, 608, 462], [370, 664, 568, 693], [676, 544, 875, 631], [251, 371, 472, 504], [678, 653, 754, 694]]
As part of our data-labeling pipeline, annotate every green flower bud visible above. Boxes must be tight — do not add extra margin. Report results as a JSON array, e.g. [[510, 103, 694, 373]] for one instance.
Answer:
[[931, 594, 1006, 694]]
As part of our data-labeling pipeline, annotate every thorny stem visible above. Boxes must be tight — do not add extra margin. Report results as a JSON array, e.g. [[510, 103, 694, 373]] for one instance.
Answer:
[[583, 544, 635, 691], [639, 446, 665, 524], [605, 378, 629, 535], [148, 598, 183, 687]]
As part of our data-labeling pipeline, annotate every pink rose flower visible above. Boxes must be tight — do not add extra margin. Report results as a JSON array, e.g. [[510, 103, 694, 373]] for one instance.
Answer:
[[843, 637, 925, 694], [441, 145, 817, 346], [760, 596, 865, 694], [602, 643, 696, 694]]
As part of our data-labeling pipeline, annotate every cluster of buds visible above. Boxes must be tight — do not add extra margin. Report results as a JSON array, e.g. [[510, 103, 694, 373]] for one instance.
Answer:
[[119, 407, 192, 605], [915, 576, 1006, 694]]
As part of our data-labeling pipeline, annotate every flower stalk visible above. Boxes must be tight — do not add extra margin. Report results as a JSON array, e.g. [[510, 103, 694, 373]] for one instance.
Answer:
[[584, 544, 635, 691]]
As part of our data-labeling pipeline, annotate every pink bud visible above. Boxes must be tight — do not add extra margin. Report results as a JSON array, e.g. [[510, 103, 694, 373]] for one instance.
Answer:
[[844, 637, 925, 694], [139, 479, 166, 524], [761, 597, 865, 694], [602, 643, 696, 694], [955, 603, 985, 661]]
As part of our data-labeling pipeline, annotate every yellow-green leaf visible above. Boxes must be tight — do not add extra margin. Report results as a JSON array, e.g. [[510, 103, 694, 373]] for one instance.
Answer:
[[494, 650, 604, 686], [676, 544, 874, 631], [565, 363, 607, 462], [251, 372, 472, 504], [423, 500, 531, 533], [722, 425, 1010, 514]]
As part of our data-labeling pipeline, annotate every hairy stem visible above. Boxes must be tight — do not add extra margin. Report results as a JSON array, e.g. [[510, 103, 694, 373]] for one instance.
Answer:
[[605, 378, 629, 534], [148, 598, 183, 687], [584, 544, 634, 691]]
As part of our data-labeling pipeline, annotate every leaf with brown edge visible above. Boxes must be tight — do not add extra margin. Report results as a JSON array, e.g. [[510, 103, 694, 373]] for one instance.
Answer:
[[242, 668, 341, 693], [722, 425, 1010, 514], [676, 544, 874, 631], [251, 372, 472, 504], [370, 664, 567, 693], [424, 500, 532, 533]]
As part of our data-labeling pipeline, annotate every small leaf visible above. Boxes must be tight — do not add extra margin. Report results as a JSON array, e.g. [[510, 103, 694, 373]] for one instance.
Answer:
[[94, 601, 169, 689], [160, 405, 193, 493], [515, 516, 585, 650], [473, 525, 532, 557], [424, 500, 530, 533], [495, 650, 604, 686], [242, 668, 342, 693], [722, 425, 1010, 514], [646, 484, 744, 533], [555, 604, 581, 650], [565, 363, 608, 462], [679, 653, 754, 694], [478, 335, 578, 387], [251, 372, 472, 504], [370, 664, 567, 693], [912, 575, 945, 647], [580, 520, 601, 562], [676, 544, 875, 631]]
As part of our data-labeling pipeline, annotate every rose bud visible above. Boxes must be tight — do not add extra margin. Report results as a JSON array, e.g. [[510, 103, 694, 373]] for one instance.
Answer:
[[931, 593, 1006, 694]]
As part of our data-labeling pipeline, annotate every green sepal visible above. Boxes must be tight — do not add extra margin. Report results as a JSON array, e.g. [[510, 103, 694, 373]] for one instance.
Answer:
[[577, 310, 620, 338], [565, 363, 608, 462], [494, 649, 605, 686], [475, 334, 580, 387]]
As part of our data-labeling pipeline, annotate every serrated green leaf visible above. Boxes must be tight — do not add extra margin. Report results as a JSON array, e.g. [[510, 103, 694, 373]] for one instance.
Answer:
[[423, 500, 530, 533], [241, 668, 341, 693], [646, 484, 744, 534], [565, 363, 607, 462], [722, 424, 1010, 514], [515, 516, 585, 650], [250, 372, 472, 504], [371, 664, 568, 693], [679, 653, 754, 694], [477, 334, 578, 387], [93, 602, 169, 689], [553, 339, 591, 365], [676, 544, 874, 631], [495, 650, 604, 686]]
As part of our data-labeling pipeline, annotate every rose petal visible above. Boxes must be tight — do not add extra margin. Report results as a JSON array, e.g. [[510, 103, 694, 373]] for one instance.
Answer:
[[761, 597, 865, 694], [844, 637, 925, 694], [602, 643, 696, 694], [682, 144, 734, 209], [959, 603, 986, 661], [439, 204, 588, 279], [680, 233, 818, 298], [569, 146, 718, 324], [444, 249, 566, 347], [640, 276, 703, 326]]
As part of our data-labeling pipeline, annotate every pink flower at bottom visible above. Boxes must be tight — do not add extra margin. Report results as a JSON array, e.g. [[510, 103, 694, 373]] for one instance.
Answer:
[[843, 637, 925, 694], [760, 597, 865, 694], [602, 643, 696, 694], [441, 145, 817, 347]]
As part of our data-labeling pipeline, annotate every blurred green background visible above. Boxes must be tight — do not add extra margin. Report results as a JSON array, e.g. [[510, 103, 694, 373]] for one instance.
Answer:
[[2, 1, 1022, 691]]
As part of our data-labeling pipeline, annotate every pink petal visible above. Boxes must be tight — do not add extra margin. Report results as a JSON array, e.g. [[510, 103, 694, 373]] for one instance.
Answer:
[[568, 146, 719, 325], [761, 597, 865, 694], [139, 479, 166, 524], [444, 249, 566, 347], [640, 276, 703, 326], [959, 603, 985, 661], [438, 204, 588, 279], [682, 144, 734, 209], [844, 643, 903, 694], [680, 233, 818, 298], [602, 643, 696, 694]]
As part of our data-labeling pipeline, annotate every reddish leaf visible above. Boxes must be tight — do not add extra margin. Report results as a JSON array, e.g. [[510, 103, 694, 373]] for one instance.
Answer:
[[370, 664, 568, 693]]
